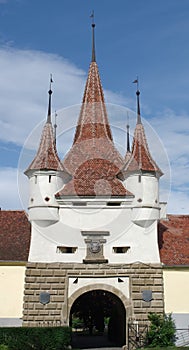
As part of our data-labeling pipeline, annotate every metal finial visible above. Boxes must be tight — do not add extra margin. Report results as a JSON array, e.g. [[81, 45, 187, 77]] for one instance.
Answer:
[[47, 74, 53, 123], [54, 110, 57, 144], [90, 11, 96, 62], [133, 77, 141, 124], [126, 113, 130, 152]]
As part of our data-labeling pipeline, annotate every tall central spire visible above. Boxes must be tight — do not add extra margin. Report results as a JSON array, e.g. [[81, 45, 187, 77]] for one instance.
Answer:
[[72, 19, 113, 145], [61, 19, 127, 197]]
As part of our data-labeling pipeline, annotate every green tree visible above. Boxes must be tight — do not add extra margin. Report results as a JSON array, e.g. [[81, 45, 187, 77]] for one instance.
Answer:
[[146, 313, 176, 347]]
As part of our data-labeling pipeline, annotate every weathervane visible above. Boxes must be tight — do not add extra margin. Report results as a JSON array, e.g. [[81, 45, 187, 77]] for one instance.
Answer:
[[90, 10, 95, 26], [133, 76, 139, 91]]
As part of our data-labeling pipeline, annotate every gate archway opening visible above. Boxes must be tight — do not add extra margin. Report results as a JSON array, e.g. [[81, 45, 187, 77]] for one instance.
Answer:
[[70, 289, 126, 348]]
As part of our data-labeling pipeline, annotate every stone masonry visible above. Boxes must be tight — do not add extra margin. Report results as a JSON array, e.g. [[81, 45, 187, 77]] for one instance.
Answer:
[[23, 262, 164, 328]]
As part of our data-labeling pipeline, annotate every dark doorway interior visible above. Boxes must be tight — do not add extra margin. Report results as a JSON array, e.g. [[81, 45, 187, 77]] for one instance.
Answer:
[[70, 289, 126, 348]]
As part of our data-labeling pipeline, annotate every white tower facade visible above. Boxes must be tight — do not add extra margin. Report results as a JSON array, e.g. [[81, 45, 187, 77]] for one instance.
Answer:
[[23, 23, 164, 348]]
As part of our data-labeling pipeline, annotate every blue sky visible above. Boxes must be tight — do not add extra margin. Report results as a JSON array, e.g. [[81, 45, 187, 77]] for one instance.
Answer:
[[0, 0, 189, 213]]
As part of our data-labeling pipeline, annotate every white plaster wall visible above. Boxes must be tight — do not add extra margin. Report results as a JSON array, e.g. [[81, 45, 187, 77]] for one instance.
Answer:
[[28, 205, 160, 263], [0, 266, 25, 318], [124, 174, 159, 206], [163, 269, 189, 313], [28, 172, 63, 208]]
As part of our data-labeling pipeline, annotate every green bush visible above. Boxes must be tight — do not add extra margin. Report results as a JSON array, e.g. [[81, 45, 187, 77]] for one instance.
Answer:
[[146, 313, 176, 347], [0, 327, 72, 350], [0, 345, 9, 350]]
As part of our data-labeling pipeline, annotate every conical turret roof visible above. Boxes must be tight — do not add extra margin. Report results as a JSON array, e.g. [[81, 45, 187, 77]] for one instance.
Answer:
[[59, 24, 130, 198], [25, 83, 66, 175], [121, 88, 163, 177], [25, 122, 64, 173]]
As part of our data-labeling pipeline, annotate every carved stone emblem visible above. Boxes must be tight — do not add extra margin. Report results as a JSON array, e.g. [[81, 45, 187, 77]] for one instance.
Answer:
[[89, 240, 101, 254], [81, 231, 109, 263]]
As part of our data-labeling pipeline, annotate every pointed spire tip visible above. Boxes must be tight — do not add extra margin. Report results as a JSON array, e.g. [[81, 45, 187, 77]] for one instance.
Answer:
[[133, 77, 141, 124], [90, 11, 96, 62], [126, 117, 130, 153], [47, 74, 53, 123]]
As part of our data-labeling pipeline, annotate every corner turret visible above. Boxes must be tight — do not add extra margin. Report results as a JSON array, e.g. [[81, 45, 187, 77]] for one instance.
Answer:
[[119, 80, 163, 227], [25, 77, 71, 225]]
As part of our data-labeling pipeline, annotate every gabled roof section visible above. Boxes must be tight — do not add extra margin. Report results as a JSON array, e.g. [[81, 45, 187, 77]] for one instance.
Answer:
[[0, 210, 31, 262], [159, 215, 189, 266], [61, 23, 127, 197], [121, 89, 163, 177], [25, 83, 66, 174]]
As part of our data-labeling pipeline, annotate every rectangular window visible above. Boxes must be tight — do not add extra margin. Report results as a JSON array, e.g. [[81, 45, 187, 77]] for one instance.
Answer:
[[56, 246, 77, 254], [107, 202, 121, 206], [113, 246, 130, 254], [49, 175, 52, 183]]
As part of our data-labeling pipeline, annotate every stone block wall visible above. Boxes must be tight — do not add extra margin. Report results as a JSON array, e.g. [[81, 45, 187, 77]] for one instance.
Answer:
[[23, 262, 164, 327]]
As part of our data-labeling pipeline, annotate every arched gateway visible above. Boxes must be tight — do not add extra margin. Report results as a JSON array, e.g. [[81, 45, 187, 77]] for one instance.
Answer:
[[68, 285, 131, 347]]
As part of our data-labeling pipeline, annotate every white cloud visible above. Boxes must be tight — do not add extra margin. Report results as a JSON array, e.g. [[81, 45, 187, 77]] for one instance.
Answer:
[[0, 47, 85, 145], [0, 47, 129, 148], [0, 47, 188, 215]]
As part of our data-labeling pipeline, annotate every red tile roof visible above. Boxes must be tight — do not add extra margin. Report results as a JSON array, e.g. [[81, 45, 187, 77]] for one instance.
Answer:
[[159, 215, 189, 266], [0, 210, 31, 262], [25, 122, 65, 173], [57, 158, 132, 197], [62, 61, 127, 197], [73, 61, 113, 144], [121, 123, 163, 176]]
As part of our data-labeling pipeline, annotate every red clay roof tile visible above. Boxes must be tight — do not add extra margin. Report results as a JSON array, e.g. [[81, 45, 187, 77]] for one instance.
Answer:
[[57, 158, 132, 197], [0, 210, 31, 262], [73, 61, 113, 143], [159, 215, 189, 266], [62, 61, 127, 197], [25, 122, 65, 173], [122, 123, 163, 176]]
